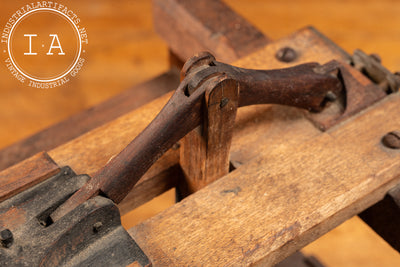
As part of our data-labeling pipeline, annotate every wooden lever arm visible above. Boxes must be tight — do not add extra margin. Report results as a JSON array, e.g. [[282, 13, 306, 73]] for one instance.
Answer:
[[51, 55, 343, 222]]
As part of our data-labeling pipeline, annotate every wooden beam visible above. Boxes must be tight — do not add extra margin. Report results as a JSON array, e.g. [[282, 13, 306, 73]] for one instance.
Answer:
[[0, 70, 180, 171], [153, 0, 270, 63]]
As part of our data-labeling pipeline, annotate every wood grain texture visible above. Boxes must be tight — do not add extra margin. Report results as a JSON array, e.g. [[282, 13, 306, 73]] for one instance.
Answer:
[[153, 0, 270, 63], [129, 92, 400, 267], [0, 70, 180, 171], [0, 152, 60, 202]]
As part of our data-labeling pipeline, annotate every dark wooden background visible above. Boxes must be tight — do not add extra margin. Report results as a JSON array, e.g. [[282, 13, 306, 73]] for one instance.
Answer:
[[0, 1, 399, 266]]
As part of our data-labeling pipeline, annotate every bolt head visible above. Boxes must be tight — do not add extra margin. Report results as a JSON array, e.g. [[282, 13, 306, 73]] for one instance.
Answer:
[[382, 131, 400, 149], [275, 47, 297, 63], [0, 229, 13, 248]]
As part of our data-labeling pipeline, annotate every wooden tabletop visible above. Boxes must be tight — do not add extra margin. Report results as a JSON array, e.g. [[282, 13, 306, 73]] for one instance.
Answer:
[[0, 1, 399, 266]]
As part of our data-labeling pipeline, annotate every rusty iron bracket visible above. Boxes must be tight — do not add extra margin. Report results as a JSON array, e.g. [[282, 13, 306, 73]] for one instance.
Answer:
[[0, 167, 150, 267], [305, 60, 385, 131], [305, 56, 396, 131], [351, 49, 400, 94]]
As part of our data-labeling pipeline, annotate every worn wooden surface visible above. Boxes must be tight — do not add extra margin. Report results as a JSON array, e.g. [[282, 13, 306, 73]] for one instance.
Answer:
[[1, 1, 400, 266], [129, 92, 400, 266], [0, 152, 60, 202]]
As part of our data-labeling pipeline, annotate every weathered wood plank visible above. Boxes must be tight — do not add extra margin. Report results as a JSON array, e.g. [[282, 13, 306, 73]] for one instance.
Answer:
[[153, 0, 270, 63], [0, 152, 60, 202], [129, 93, 400, 266], [0, 70, 180, 171]]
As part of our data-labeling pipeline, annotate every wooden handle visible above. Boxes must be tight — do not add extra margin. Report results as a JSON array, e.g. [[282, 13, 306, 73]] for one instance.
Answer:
[[233, 62, 342, 111], [51, 60, 342, 222]]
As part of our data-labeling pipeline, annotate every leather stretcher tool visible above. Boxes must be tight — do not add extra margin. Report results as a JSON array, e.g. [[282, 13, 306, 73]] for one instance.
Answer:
[[2, 51, 398, 266]]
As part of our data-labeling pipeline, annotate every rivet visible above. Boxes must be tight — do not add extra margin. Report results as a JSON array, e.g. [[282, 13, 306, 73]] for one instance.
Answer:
[[93, 222, 103, 233], [275, 47, 297, 63], [382, 131, 400, 149], [0, 229, 13, 248]]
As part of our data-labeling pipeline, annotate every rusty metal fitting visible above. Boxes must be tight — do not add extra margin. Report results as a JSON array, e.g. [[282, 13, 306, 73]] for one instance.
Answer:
[[382, 131, 400, 149], [181, 51, 216, 80], [275, 47, 297, 63]]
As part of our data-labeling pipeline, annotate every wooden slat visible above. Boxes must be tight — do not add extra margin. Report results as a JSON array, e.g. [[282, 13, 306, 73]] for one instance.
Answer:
[[0, 70, 180, 171], [153, 0, 270, 63], [0, 152, 60, 202], [129, 93, 400, 266]]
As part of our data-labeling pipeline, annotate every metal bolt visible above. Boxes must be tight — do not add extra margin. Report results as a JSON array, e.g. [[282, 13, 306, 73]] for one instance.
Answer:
[[181, 51, 216, 80], [275, 47, 297, 63], [93, 222, 103, 233], [0, 229, 13, 248], [220, 97, 229, 108], [382, 131, 400, 149]]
